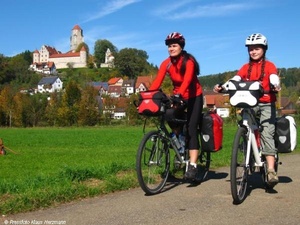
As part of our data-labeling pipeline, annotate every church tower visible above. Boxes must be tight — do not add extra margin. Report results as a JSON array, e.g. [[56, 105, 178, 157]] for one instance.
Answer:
[[70, 25, 84, 52]]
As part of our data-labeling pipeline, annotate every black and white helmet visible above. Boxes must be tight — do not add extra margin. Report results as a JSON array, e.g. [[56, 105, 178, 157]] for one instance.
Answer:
[[245, 33, 268, 49]]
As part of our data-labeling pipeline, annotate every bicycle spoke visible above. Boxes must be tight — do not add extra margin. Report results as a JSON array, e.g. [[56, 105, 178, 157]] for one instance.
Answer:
[[136, 131, 170, 195]]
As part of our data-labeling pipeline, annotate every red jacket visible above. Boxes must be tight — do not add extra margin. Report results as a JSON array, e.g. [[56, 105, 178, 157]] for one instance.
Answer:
[[237, 60, 278, 103], [150, 56, 202, 99]]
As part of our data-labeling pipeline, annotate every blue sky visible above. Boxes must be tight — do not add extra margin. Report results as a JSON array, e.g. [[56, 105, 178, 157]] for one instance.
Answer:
[[1, 0, 299, 75]]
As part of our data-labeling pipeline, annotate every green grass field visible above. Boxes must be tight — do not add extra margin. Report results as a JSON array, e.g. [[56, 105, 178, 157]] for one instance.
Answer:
[[0, 123, 298, 215]]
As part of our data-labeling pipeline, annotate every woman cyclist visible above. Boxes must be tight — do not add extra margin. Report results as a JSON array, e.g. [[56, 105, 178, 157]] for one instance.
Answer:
[[149, 32, 203, 180], [214, 33, 281, 187]]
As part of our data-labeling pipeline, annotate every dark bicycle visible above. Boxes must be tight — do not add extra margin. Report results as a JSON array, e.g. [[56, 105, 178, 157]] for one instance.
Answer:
[[135, 93, 210, 195]]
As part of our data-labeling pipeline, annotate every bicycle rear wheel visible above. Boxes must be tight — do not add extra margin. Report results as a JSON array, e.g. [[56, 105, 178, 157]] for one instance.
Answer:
[[136, 130, 170, 195], [230, 127, 248, 204], [197, 150, 211, 182]]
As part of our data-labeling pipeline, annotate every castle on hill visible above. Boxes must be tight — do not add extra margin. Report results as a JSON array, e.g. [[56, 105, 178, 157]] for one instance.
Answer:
[[30, 25, 87, 73]]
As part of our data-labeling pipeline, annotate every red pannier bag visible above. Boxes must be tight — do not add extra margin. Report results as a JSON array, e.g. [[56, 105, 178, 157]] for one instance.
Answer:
[[137, 90, 167, 117], [200, 111, 223, 152]]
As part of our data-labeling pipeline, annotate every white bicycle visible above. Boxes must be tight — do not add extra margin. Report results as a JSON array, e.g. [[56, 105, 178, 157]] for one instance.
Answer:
[[226, 80, 280, 204]]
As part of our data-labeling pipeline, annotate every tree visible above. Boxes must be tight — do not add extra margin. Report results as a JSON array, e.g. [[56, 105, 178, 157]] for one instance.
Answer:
[[12, 92, 30, 127], [94, 39, 118, 68], [25, 93, 48, 127], [125, 94, 142, 125], [78, 85, 99, 126], [114, 48, 149, 79], [57, 80, 81, 126], [45, 92, 62, 126], [0, 85, 14, 126]]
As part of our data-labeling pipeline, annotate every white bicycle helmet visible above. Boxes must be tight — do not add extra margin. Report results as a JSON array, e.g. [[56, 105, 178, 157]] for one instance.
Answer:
[[245, 33, 268, 49]]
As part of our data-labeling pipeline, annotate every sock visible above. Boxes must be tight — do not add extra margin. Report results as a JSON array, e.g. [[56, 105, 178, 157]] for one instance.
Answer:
[[190, 162, 197, 168]]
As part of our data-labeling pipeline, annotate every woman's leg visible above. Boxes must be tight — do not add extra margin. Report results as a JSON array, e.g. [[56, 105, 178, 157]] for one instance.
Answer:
[[184, 95, 203, 179]]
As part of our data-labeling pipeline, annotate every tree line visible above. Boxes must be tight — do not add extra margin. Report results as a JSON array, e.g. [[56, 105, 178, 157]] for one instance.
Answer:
[[0, 38, 299, 127]]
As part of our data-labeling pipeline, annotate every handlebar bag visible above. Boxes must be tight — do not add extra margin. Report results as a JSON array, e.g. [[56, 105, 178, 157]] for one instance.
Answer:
[[228, 80, 263, 108], [137, 90, 167, 116]]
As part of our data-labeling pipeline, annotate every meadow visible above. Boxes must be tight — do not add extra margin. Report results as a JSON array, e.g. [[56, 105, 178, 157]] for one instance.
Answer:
[[0, 123, 298, 215]]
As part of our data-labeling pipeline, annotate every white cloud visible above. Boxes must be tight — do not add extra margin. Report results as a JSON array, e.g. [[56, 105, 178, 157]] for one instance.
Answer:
[[82, 0, 142, 23], [154, 2, 258, 20]]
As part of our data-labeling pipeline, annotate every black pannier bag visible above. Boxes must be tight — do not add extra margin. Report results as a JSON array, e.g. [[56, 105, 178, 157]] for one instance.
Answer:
[[275, 115, 297, 153], [137, 90, 167, 117], [228, 80, 263, 108]]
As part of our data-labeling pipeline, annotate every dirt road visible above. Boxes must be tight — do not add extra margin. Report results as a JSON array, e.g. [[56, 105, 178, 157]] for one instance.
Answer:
[[2, 153, 299, 225]]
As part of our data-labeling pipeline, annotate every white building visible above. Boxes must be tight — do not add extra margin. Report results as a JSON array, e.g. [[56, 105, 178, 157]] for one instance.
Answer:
[[37, 76, 63, 93], [31, 25, 87, 70]]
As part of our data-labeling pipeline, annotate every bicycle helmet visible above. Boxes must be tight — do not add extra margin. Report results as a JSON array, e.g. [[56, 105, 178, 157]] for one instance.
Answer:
[[165, 32, 185, 48], [245, 33, 268, 49]]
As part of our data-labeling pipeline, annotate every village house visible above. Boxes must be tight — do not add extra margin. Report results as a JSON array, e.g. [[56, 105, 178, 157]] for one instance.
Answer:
[[122, 79, 135, 96], [107, 77, 123, 97], [37, 76, 63, 93], [89, 81, 109, 96], [29, 61, 57, 75], [135, 76, 155, 93]]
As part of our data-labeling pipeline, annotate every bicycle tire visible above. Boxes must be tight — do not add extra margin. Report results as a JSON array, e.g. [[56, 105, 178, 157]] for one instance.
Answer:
[[197, 150, 211, 182], [230, 127, 248, 204], [136, 130, 170, 195]]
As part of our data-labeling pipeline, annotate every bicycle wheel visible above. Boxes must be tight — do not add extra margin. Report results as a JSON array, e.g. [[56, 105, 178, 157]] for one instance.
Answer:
[[230, 127, 248, 204], [136, 130, 170, 195], [197, 150, 211, 182]]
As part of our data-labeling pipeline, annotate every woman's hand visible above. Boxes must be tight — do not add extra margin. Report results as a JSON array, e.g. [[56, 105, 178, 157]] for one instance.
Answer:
[[213, 84, 223, 93]]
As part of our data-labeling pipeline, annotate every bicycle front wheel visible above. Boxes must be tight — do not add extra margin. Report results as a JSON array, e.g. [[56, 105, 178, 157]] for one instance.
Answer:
[[230, 127, 248, 204], [136, 130, 170, 195]]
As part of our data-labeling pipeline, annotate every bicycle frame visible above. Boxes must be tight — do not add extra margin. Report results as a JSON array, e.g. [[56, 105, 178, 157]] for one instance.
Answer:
[[240, 108, 264, 168], [155, 112, 187, 165]]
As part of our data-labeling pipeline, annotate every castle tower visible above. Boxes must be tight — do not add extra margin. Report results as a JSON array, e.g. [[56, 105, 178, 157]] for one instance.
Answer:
[[33, 50, 40, 63], [70, 25, 84, 52]]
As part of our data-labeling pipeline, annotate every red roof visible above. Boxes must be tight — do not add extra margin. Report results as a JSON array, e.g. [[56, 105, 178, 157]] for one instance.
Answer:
[[72, 24, 82, 30], [205, 94, 229, 108], [108, 77, 121, 85], [44, 45, 60, 55], [135, 76, 154, 89], [49, 52, 80, 58]]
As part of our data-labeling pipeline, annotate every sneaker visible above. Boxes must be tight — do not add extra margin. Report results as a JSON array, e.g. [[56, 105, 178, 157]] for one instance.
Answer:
[[184, 164, 198, 180], [267, 169, 279, 187]]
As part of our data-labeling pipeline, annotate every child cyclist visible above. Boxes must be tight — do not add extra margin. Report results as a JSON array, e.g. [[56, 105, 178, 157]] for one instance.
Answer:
[[214, 33, 281, 187], [149, 32, 203, 180]]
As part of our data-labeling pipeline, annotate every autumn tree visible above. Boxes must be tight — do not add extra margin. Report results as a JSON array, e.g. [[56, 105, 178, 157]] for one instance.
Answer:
[[78, 85, 99, 126], [12, 92, 31, 127], [0, 85, 14, 126], [125, 94, 142, 125], [57, 80, 81, 126], [45, 92, 62, 126], [25, 93, 48, 127]]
